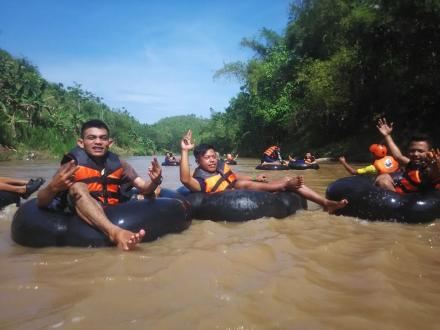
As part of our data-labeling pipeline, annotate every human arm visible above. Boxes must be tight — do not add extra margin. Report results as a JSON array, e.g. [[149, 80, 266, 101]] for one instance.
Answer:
[[338, 156, 358, 175], [179, 130, 202, 192], [356, 165, 377, 175], [37, 160, 78, 208], [132, 158, 162, 195], [377, 118, 409, 165]]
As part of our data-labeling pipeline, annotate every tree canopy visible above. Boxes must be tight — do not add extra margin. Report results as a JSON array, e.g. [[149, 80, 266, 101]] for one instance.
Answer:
[[2, 0, 439, 161], [214, 0, 440, 159]]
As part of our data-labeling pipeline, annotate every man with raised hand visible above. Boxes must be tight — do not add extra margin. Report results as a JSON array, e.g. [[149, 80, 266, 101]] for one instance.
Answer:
[[179, 130, 347, 213], [37, 119, 163, 251], [375, 118, 438, 194]]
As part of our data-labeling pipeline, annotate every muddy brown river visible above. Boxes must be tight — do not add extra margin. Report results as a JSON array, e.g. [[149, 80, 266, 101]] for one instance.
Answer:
[[0, 157, 439, 329]]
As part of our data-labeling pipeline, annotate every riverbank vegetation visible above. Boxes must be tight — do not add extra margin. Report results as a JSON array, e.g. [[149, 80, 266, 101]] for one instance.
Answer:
[[0, 49, 209, 159], [1, 0, 439, 161], [213, 0, 440, 159], [0, 49, 153, 158]]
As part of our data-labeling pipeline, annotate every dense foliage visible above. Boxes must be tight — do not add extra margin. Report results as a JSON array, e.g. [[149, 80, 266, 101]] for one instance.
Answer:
[[2, 0, 439, 161], [148, 115, 209, 154], [0, 49, 154, 157], [0, 49, 208, 158], [214, 0, 440, 159]]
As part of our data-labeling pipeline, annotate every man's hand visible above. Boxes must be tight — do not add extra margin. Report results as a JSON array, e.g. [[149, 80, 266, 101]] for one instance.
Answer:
[[426, 149, 440, 180], [377, 118, 393, 137], [338, 156, 346, 163], [148, 157, 162, 184], [181, 129, 195, 151], [48, 160, 78, 193]]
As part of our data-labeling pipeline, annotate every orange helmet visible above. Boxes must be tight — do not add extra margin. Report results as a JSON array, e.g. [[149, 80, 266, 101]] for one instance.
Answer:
[[369, 144, 387, 158]]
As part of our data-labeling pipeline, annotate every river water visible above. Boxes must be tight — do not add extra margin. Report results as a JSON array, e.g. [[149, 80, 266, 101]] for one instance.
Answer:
[[0, 157, 439, 330]]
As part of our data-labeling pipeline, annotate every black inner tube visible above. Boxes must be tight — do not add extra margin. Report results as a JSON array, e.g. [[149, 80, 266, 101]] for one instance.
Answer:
[[161, 187, 307, 222], [161, 162, 180, 166], [326, 175, 440, 223], [255, 164, 290, 171], [11, 198, 191, 247], [288, 160, 319, 170], [0, 190, 20, 209]]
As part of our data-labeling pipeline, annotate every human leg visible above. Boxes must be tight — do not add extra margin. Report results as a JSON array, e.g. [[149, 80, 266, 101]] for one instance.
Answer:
[[69, 182, 146, 251], [261, 155, 280, 165], [234, 176, 301, 192], [0, 177, 28, 186], [0, 177, 44, 198], [374, 174, 396, 191], [236, 176, 346, 213], [295, 184, 348, 213], [0, 182, 25, 194]]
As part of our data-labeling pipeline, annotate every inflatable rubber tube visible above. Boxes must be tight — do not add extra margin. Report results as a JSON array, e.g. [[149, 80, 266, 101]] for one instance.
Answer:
[[255, 164, 290, 171], [0, 190, 20, 209], [326, 175, 440, 223], [160, 187, 307, 222], [161, 162, 180, 166], [11, 198, 191, 247], [289, 160, 319, 170]]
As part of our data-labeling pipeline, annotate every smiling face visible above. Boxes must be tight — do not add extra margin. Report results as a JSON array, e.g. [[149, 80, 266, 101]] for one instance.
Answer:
[[77, 127, 113, 158], [197, 148, 218, 172], [408, 141, 429, 164]]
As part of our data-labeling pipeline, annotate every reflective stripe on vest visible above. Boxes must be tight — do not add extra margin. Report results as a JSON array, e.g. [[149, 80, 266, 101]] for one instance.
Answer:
[[193, 161, 237, 193], [66, 147, 124, 205], [264, 146, 279, 157], [395, 169, 422, 194]]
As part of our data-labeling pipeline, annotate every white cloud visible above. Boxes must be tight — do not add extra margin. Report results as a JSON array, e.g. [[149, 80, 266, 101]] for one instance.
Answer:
[[38, 20, 243, 123]]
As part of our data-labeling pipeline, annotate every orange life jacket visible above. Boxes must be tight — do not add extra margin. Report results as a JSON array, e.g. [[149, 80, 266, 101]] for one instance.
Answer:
[[373, 156, 399, 174], [193, 161, 237, 193], [264, 146, 279, 158], [394, 162, 433, 195], [62, 147, 124, 205]]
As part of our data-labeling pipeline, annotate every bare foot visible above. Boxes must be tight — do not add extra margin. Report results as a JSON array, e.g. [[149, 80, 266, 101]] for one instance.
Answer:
[[113, 229, 146, 251], [324, 199, 348, 214], [285, 176, 303, 191]]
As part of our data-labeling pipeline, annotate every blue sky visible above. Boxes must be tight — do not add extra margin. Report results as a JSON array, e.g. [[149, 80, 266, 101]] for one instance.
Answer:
[[0, 0, 292, 124]]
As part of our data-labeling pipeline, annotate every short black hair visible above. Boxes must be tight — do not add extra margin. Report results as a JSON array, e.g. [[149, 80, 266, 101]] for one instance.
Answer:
[[409, 133, 432, 149], [194, 143, 216, 159], [81, 119, 110, 138]]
